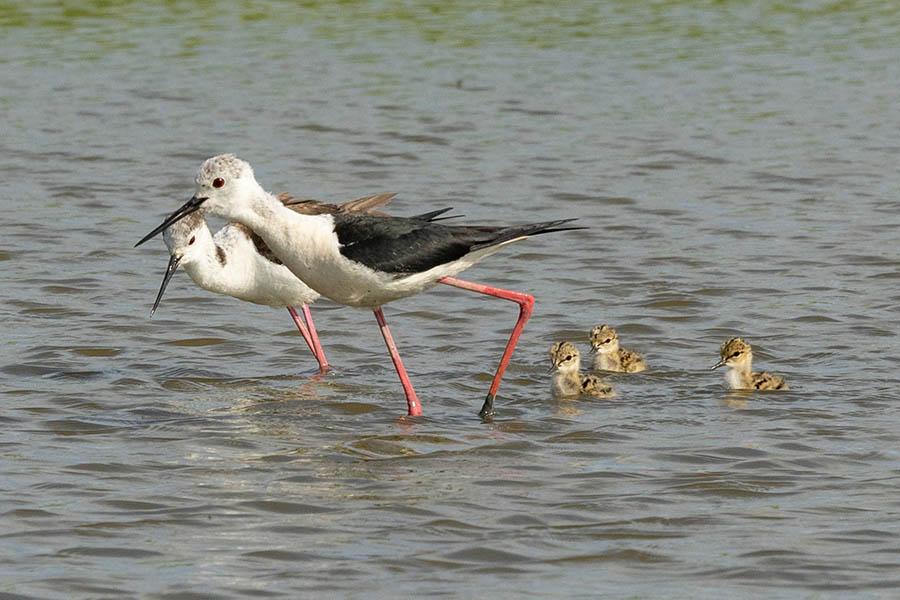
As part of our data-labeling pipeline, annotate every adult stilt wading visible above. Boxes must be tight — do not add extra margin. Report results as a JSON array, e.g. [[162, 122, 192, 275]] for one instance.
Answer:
[[136, 155, 585, 417]]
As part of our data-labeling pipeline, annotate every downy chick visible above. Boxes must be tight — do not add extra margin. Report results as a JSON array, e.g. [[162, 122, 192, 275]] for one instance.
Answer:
[[590, 324, 647, 373], [711, 337, 787, 391], [549, 341, 614, 399]]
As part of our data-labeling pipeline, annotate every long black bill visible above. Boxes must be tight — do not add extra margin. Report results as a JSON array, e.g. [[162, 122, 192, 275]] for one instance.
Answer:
[[134, 196, 208, 248], [150, 254, 182, 317], [710, 359, 726, 370]]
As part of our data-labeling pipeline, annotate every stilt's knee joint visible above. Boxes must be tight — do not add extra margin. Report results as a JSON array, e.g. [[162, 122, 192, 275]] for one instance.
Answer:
[[519, 293, 535, 313]]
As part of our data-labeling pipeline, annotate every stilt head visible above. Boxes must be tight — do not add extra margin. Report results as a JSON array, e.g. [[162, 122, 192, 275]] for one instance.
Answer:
[[589, 324, 620, 355], [161, 213, 213, 267], [712, 337, 753, 370], [191, 154, 261, 220], [196, 154, 254, 185], [135, 154, 260, 247], [549, 341, 581, 374], [149, 214, 215, 317]]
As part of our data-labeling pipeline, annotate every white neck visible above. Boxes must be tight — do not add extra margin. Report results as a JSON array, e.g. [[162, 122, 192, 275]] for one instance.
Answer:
[[229, 186, 284, 230], [553, 354, 582, 396], [215, 184, 359, 304], [725, 356, 753, 389], [553, 369, 582, 397], [593, 347, 621, 371], [181, 233, 232, 293]]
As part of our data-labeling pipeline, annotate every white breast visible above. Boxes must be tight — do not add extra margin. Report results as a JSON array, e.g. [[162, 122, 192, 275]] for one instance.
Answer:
[[725, 368, 748, 390], [183, 225, 319, 308], [258, 210, 514, 307], [224, 193, 522, 308]]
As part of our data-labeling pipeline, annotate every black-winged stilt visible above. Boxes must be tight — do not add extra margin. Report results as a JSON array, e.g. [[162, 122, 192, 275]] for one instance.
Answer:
[[151, 192, 454, 372], [137, 155, 585, 418]]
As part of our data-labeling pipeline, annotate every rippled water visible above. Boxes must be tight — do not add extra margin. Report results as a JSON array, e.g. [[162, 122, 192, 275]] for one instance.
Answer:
[[3, 2, 900, 597]]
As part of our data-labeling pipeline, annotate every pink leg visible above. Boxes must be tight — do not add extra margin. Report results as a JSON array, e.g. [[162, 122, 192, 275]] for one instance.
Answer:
[[439, 276, 535, 418], [373, 307, 422, 417], [301, 304, 329, 372], [287, 306, 316, 356]]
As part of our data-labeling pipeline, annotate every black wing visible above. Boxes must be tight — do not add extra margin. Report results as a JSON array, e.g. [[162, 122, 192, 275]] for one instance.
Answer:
[[334, 215, 483, 273], [333, 214, 582, 274], [242, 204, 457, 267]]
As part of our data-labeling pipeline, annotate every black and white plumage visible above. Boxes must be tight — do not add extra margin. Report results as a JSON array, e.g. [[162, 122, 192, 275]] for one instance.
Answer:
[[333, 213, 581, 275], [136, 154, 588, 417], [137, 155, 584, 309], [244, 196, 455, 268], [151, 192, 454, 314]]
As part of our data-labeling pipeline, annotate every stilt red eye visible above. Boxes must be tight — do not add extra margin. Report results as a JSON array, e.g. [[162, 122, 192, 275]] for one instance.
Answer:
[[188, 236, 196, 245], [213, 178, 225, 188]]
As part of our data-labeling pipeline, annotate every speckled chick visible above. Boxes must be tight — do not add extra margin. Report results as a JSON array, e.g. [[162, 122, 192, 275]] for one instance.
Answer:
[[579, 373, 615, 399], [590, 324, 647, 373], [711, 337, 787, 391], [549, 341, 614, 399]]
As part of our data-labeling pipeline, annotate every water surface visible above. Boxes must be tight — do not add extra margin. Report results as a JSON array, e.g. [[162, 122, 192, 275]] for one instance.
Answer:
[[2, 2, 900, 598]]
